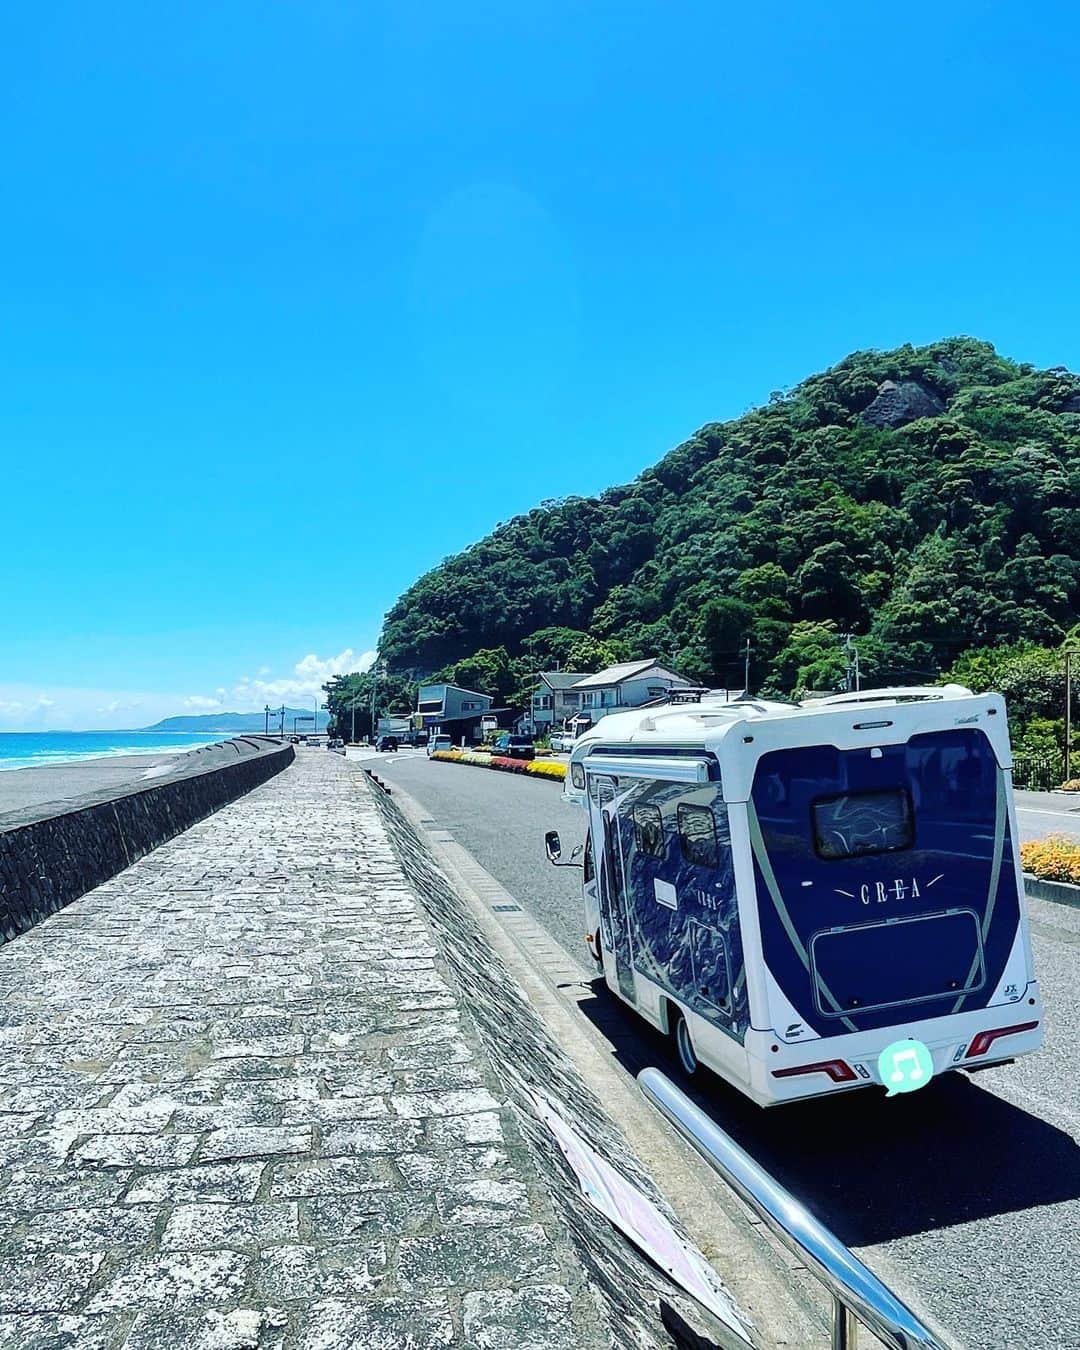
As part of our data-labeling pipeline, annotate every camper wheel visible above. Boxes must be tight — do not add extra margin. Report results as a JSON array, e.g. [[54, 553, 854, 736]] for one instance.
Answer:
[[671, 1011, 699, 1078]]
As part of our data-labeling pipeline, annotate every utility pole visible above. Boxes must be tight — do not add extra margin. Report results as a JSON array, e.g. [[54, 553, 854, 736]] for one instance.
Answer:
[[1066, 649, 1073, 784], [840, 634, 861, 693], [264, 704, 270, 736], [744, 638, 751, 695], [370, 665, 379, 741], [279, 704, 285, 738]]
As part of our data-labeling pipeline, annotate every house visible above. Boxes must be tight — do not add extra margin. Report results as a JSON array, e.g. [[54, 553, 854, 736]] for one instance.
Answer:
[[528, 671, 590, 732], [416, 683, 493, 724], [414, 683, 514, 745], [567, 659, 696, 729]]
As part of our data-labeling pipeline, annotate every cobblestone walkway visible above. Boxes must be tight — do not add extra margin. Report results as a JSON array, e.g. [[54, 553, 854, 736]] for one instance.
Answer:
[[0, 751, 602, 1349]]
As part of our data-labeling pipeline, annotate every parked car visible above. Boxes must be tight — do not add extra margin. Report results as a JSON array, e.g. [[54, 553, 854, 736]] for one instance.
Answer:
[[493, 733, 535, 760], [549, 731, 579, 753], [376, 735, 398, 752], [426, 733, 453, 757]]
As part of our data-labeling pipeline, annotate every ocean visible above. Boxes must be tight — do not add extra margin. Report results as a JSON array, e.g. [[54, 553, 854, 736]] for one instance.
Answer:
[[0, 731, 226, 773]]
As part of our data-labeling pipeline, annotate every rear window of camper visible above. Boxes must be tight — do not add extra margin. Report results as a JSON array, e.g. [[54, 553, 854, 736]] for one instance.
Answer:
[[678, 804, 718, 868], [811, 788, 914, 861], [632, 804, 664, 857]]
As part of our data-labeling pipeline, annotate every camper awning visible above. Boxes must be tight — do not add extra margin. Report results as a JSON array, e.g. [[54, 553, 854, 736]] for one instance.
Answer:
[[584, 754, 713, 785]]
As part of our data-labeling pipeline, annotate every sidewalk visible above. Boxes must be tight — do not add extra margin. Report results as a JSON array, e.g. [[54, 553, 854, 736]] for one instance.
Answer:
[[0, 750, 603, 1349]]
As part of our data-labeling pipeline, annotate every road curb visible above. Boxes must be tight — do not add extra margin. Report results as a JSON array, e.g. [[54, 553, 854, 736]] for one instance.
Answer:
[[1023, 873, 1080, 908]]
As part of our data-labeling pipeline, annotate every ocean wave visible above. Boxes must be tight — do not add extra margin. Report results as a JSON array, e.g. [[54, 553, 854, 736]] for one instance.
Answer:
[[0, 739, 225, 773]]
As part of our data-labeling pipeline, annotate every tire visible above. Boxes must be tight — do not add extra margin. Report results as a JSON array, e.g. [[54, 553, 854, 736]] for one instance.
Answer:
[[671, 1010, 699, 1079]]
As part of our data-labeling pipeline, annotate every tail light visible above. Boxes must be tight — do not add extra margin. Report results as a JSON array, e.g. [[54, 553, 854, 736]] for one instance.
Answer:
[[771, 1058, 858, 1083], [965, 1021, 1038, 1059]]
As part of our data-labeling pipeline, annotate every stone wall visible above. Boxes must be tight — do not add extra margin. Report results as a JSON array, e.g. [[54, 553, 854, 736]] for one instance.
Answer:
[[368, 782, 752, 1350], [0, 740, 294, 946]]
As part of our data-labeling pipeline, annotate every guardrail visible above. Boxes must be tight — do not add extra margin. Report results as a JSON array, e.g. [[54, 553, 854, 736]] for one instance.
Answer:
[[637, 1068, 951, 1350]]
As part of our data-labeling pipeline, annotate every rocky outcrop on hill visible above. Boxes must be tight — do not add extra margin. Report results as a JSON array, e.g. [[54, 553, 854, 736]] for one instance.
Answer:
[[860, 378, 945, 428]]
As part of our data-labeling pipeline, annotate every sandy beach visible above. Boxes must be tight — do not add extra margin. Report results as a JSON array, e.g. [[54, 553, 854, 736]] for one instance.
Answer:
[[0, 742, 246, 826]]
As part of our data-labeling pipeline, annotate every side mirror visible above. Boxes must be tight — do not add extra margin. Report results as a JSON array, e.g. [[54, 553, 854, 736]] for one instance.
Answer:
[[545, 830, 562, 863]]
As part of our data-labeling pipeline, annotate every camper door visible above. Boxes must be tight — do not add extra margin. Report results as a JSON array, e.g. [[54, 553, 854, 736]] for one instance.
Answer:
[[590, 776, 636, 1003]]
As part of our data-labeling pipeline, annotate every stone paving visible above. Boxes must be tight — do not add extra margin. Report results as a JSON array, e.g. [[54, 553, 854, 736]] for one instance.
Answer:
[[0, 750, 605, 1349]]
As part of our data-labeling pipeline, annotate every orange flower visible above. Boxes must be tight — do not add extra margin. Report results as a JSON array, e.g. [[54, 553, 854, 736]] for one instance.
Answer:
[[1021, 835, 1080, 885]]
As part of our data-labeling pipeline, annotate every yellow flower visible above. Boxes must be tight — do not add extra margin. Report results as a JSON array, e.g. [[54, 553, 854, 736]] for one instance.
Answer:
[[1021, 835, 1080, 885]]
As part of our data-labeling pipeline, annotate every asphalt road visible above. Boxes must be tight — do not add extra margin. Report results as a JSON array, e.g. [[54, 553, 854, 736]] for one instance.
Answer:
[[365, 750, 1080, 1350], [1013, 788, 1080, 845]]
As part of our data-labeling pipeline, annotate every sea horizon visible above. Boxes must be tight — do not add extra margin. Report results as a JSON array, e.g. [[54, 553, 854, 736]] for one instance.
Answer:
[[0, 730, 228, 773]]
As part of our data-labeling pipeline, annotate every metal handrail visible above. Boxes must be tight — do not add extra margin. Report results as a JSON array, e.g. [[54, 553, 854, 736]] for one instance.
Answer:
[[637, 1069, 951, 1350]]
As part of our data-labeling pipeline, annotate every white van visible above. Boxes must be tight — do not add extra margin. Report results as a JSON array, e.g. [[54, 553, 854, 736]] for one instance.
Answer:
[[426, 733, 453, 757], [551, 685, 1042, 1107]]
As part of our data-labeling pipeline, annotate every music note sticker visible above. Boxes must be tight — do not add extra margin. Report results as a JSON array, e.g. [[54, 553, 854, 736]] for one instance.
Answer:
[[877, 1039, 934, 1095]]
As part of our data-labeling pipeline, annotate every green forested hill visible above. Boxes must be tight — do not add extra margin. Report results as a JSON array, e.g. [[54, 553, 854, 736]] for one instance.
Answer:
[[381, 339, 1078, 696]]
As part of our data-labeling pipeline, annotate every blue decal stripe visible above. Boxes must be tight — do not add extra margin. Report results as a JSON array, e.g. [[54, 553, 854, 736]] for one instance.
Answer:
[[747, 801, 857, 1033]]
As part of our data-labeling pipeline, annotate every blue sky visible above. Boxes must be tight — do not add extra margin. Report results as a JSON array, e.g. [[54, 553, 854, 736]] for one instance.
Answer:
[[2, 3, 1078, 728]]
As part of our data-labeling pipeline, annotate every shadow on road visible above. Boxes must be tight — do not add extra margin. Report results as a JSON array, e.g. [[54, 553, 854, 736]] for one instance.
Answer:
[[576, 980, 1080, 1247]]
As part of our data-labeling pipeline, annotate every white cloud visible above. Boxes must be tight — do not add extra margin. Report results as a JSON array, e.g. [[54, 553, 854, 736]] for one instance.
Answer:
[[0, 645, 379, 731], [0, 685, 193, 731], [229, 648, 375, 708]]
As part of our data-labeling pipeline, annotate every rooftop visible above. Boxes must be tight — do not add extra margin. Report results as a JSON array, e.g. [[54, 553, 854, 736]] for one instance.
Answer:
[[572, 659, 687, 689], [538, 671, 590, 690]]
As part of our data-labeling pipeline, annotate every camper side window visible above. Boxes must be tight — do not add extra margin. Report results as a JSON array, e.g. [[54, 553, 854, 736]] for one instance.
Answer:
[[678, 804, 718, 868], [631, 804, 664, 858]]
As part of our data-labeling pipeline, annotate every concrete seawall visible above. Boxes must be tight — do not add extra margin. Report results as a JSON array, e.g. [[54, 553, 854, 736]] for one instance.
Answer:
[[0, 737, 294, 946]]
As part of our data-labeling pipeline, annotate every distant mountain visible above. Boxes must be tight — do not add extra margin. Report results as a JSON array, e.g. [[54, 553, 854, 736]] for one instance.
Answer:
[[143, 708, 329, 733]]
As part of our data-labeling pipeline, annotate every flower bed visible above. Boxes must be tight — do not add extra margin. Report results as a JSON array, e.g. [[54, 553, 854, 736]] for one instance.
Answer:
[[1020, 834, 1080, 885], [431, 749, 566, 782]]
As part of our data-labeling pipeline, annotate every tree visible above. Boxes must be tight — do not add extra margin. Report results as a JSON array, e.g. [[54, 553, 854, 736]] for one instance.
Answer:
[[518, 627, 591, 670], [447, 647, 517, 704], [701, 597, 753, 677], [563, 635, 627, 673], [770, 622, 847, 697]]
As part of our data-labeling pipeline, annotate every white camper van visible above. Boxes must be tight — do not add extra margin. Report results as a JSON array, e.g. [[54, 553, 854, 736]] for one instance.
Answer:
[[550, 686, 1042, 1107]]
